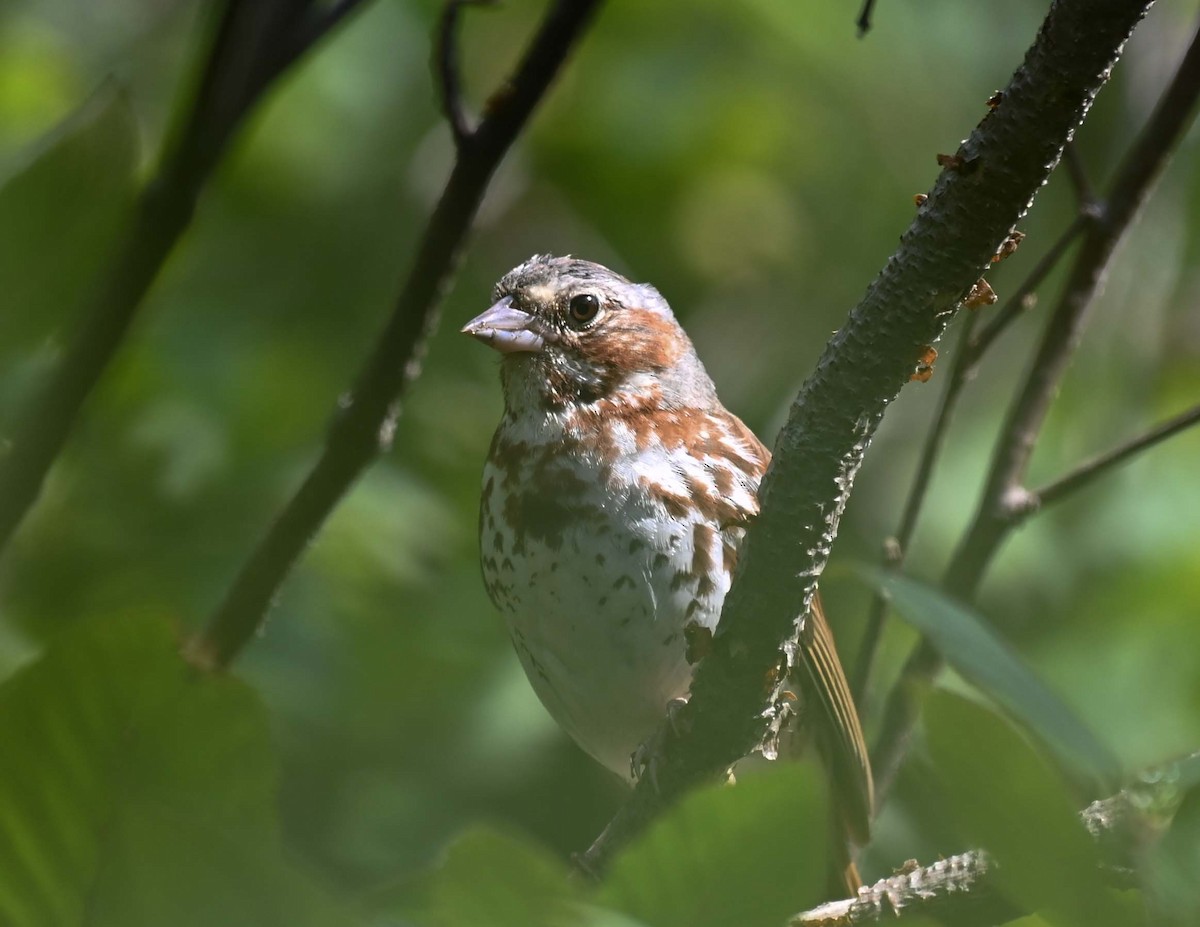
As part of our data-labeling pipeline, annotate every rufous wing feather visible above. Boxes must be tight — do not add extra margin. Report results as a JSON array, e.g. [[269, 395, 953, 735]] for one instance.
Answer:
[[798, 592, 874, 847]]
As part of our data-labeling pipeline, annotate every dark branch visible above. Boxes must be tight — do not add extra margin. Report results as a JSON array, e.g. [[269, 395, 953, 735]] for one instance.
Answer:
[[1030, 402, 1200, 513], [1062, 141, 1097, 206], [580, 0, 1156, 875], [851, 315, 978, 701], [193, 0, 604, 670], [856, 0, 878, 37], [436, 0, 495, 148], [281, 0, 372, 74], [966, 211, 1091, 368], [0, 0, 365, 557], [854, 184, 1096, 699], [872, 16, 1200, 802], [790, 750, 1198, 926]]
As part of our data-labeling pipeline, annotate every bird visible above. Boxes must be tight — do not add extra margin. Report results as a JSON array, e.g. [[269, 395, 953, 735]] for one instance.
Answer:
[[463, 254, 873, 887]]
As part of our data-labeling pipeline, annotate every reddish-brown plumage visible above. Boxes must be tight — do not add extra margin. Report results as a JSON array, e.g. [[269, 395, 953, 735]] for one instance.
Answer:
[[464, 255, 873, 871]]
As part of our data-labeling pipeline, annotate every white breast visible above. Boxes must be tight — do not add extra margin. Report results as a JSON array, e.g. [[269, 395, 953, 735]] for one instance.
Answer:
[[479, 424, 732, 778]]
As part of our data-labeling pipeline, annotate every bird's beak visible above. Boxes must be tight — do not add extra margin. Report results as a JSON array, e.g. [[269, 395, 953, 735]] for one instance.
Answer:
[[461, 296, 546, 354]]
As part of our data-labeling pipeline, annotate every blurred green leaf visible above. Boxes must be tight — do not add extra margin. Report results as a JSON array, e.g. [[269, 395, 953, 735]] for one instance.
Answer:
[[1144, 785, 1200, 925], [425, 825, 581, 927], [0, 81, 137, 364], [864, 568, 1122, 791], [926, 691, 1121, 927], [0, 612, 348, 927], [599, 764, 827, 927]]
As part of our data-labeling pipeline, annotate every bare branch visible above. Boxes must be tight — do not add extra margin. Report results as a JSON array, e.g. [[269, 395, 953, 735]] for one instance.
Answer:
[[0, 0, 367, 557], [436, 0, 497, 149], [852, 315, 978, 701], [1062, 141, 1097, 206], [856, 0, 878, 37], [792, 750, 1200, 925], [1029, 402, 1200, 513], [580, 0, 1156, 875], [872, 16, 1200, 802], [966, 211, 1091, 367], [854, 156, 1104, 700], [280, 0, 372, 74], [192, 0, 605, 670]]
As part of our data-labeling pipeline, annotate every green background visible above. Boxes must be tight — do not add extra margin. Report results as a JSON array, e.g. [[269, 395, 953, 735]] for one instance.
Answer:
[[1, 0, 1199, 922]]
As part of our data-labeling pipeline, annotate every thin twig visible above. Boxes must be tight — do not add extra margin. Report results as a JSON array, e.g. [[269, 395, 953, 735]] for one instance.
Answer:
[[791, 749, 1200, 926], [579, 0, 1156, 876], [966, 212, 1091, 367], [851, 315, 977, 702], [436, 0, 495, 148], [853, 197, 1097, 699], [1062, 141, 1096, 206], [871, 17, 1200, 803], [853, 165, 1102, 700], [193, 0, 605, 670], [0, 0, 361, 557], [857, 0, 878, 37], [280, 0, 372, 74], [1029, 402, 1200, 513]]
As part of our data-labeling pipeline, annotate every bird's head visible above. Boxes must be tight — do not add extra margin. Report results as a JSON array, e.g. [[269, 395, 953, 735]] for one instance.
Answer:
[[463, 254, 716, 413]]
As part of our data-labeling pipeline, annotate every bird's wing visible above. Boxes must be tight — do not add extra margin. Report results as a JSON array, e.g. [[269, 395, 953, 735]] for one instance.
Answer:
[[719, 412, 874, 845], [799, 592, 875, 845]]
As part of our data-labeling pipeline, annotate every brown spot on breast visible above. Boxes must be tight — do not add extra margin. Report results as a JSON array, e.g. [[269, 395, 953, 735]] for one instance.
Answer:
[[723, 539, 739, 574], [502, 464, 596, 551], [692, 523, 716, 577], [641, 476, 691, 520]]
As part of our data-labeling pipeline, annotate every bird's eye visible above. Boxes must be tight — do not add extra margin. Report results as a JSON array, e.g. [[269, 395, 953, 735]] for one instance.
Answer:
[[568, 293, 601, 325]]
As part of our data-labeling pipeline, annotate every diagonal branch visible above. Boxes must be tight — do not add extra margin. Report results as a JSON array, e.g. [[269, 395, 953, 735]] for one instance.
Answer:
[[580, 0, 1156, 875], [192, 0, 605, 671], [851, 313, 977, 700], [853, 170, 1094, 702], [436, 0, 498, 149], [872, 15, 1200, 803], [1029, 402, 1200, 513], [791, 750, 1200, 925], [0, 0, 368, 557], [856, 0, 878, 37]]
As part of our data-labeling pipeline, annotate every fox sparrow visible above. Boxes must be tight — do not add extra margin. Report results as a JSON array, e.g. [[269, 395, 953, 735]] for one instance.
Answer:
[[464, 255, 873, 857]]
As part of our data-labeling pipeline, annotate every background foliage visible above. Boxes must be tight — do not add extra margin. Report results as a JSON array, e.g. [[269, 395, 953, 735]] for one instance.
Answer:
[[1, 0, 1199, 923]]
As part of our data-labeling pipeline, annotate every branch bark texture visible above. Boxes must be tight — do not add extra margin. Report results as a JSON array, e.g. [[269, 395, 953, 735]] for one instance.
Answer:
[[582, 0, 1155, 873], [792, 750, 1200, 925], [195, 0, 604, 669], [873, 14, 1200, 802], [0, 0, 367, 554]]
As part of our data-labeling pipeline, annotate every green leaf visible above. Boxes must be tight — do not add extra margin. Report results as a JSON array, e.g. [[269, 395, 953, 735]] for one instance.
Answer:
[[0, 83, 138, 363], [426, 825, 580, 927], [0, 612, 348, 927], [863, 568, 1122, 791], [926, 691, 1122, 927], [599, 763, 827, 927], [1144, 784, 1200, 924]]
